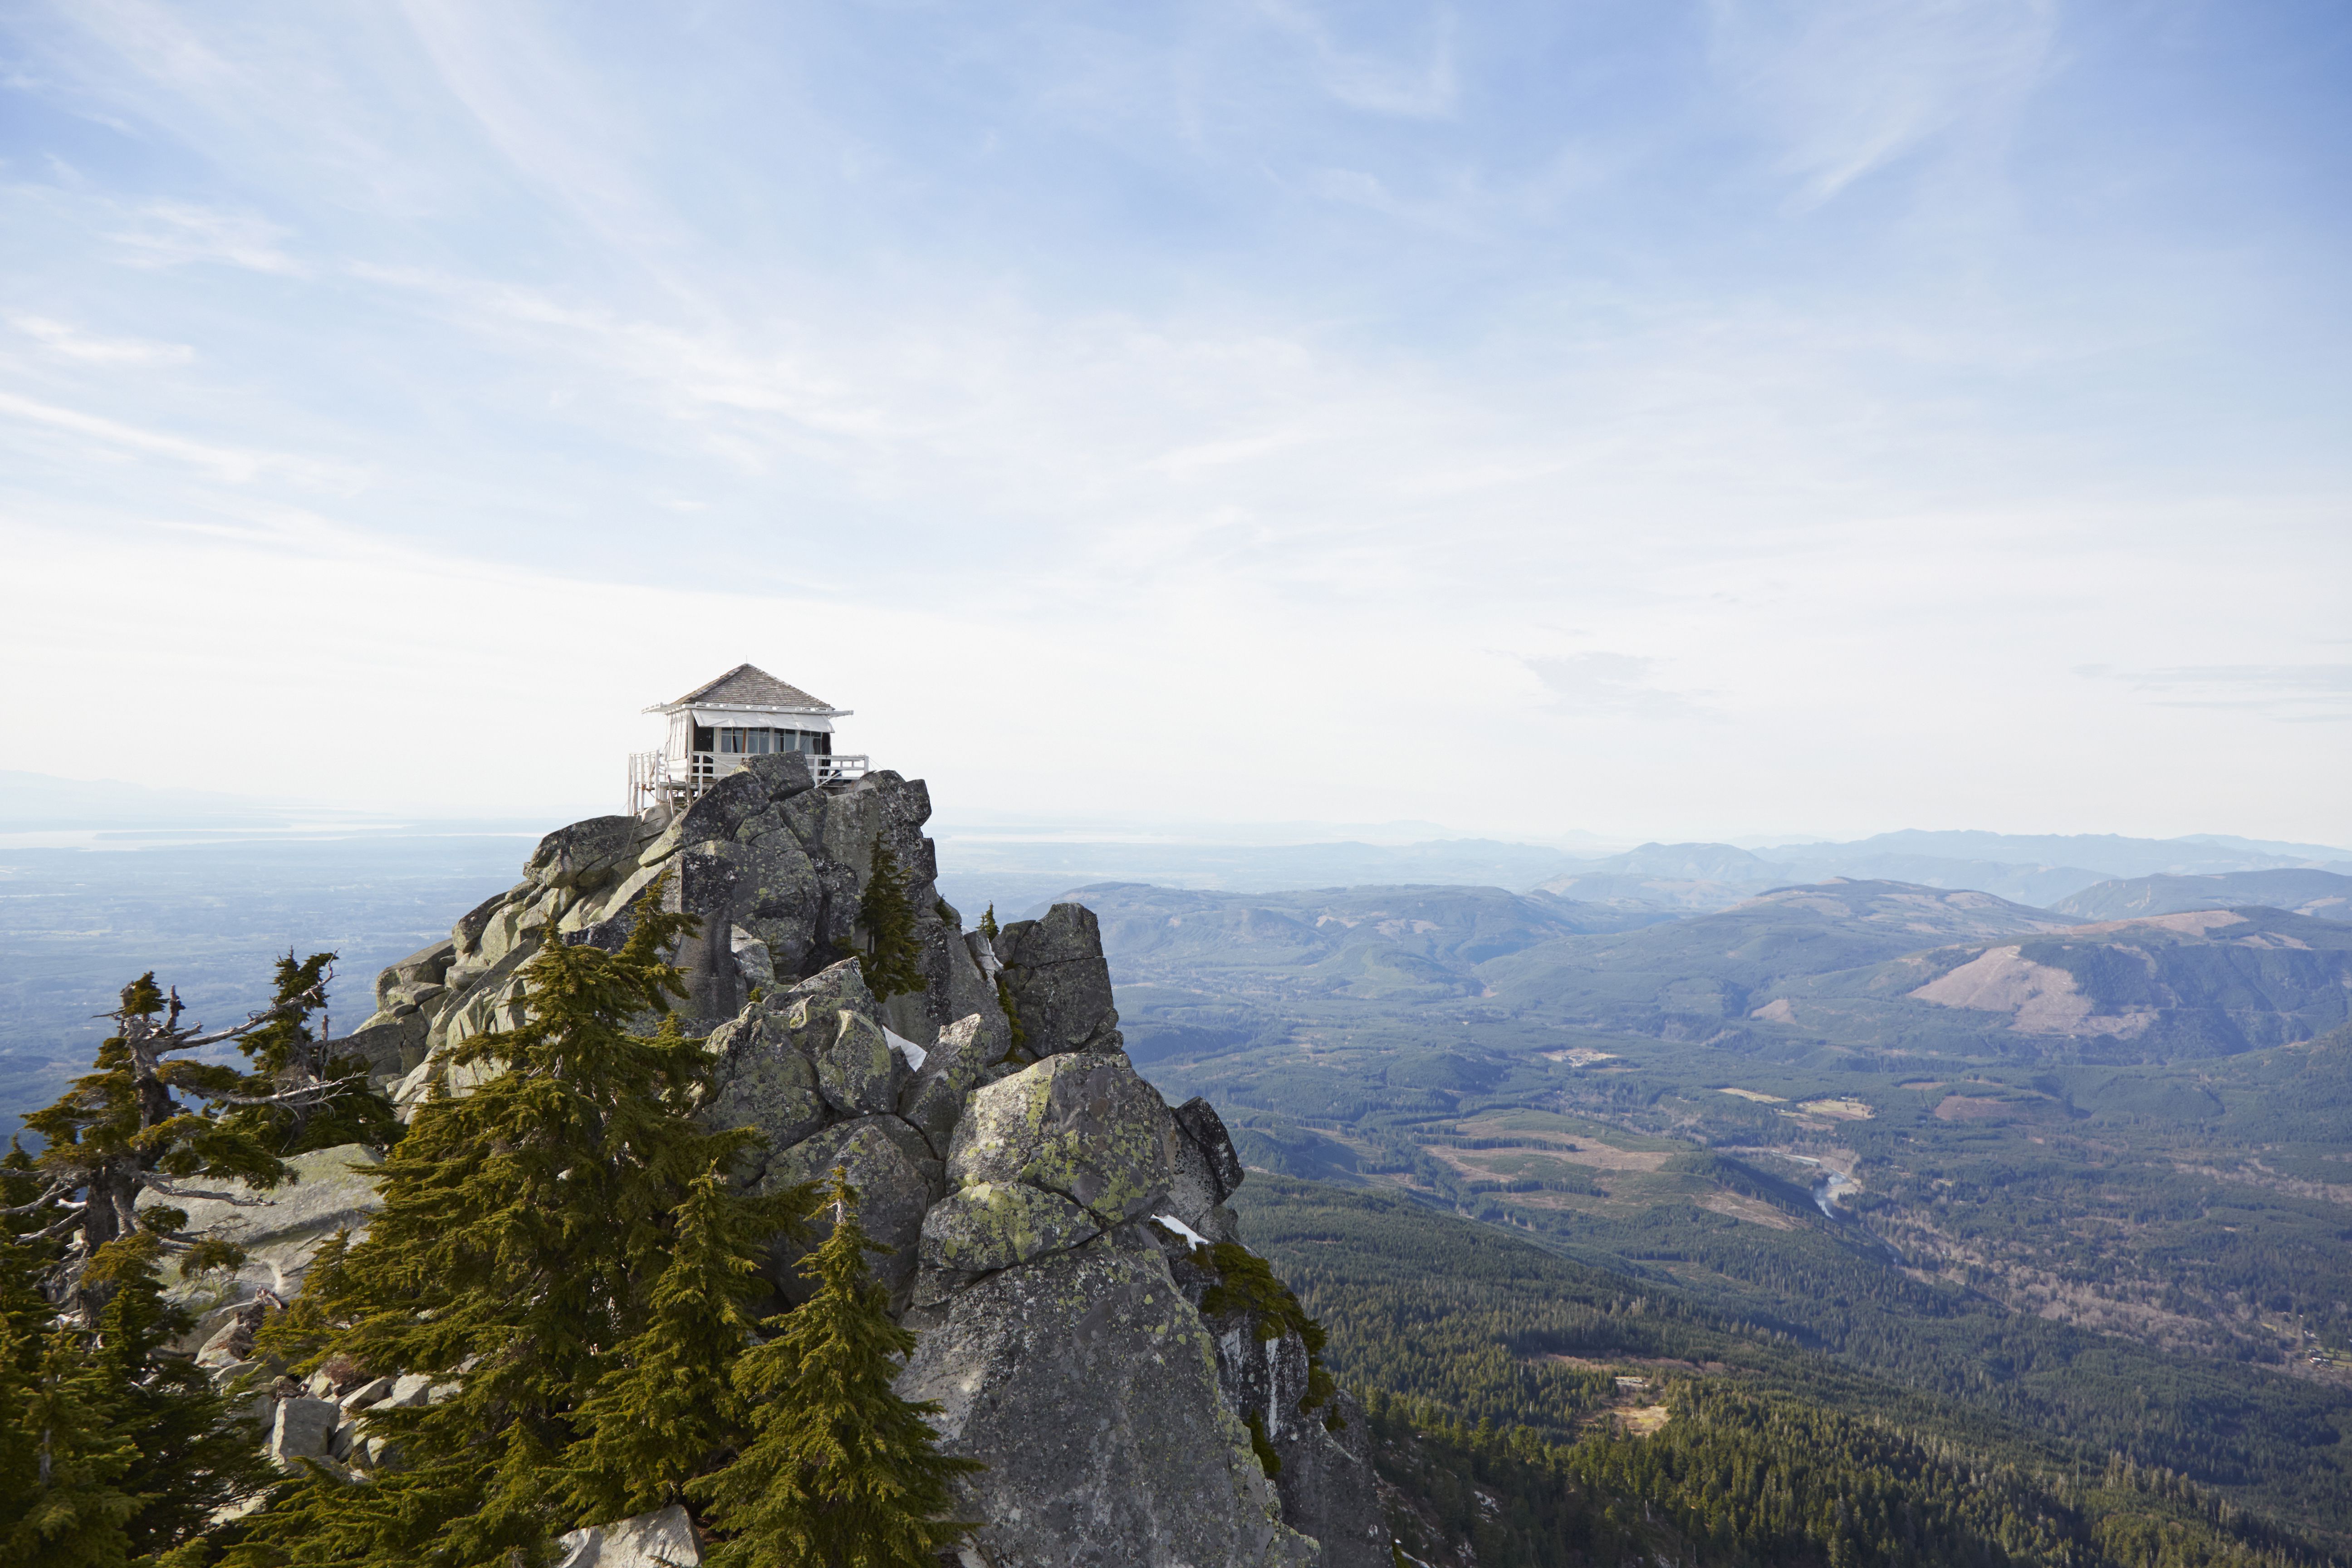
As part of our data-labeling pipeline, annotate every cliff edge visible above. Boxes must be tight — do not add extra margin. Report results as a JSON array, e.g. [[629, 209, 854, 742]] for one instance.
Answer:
[[323, 755, 1387, 1567]]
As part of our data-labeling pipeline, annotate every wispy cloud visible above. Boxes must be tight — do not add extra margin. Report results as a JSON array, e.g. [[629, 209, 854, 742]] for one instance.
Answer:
[[1707, 0, 2057, 206], [105, 201, 306, 274], [2077, 663, 2352, 723], [8, 314, 193, 365], [1521, 652, 1715, 719], [0, 390, 352, 486], [1258, 1, 1457, 118]]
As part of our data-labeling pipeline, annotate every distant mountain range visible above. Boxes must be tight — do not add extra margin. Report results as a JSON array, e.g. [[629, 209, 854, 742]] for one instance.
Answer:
[[1534, 833, 2352, 915], [1761, 828, 2352, 877], [1055, 876, 2352, 1066], [1079, 882, 1654, 1007]]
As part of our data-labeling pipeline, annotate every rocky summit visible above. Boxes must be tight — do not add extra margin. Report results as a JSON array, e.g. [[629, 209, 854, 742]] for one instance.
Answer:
[[184, 756, 1386, 1568]]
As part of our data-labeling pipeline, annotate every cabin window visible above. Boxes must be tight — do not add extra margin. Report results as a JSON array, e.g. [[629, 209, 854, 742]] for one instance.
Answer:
[[705, 726, 827, 755]]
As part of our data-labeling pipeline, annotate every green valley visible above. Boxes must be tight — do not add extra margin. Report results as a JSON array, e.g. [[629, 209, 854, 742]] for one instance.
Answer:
[[1061, 879, 2352, 1553]]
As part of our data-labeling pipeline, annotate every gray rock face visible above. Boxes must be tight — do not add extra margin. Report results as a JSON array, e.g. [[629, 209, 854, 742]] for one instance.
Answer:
[[383, 1372, 437, 1409], [1209, 1313, 1383, 1568], [896, 1227, 1314, 1568], [372, 768, 1003, 1115], [138, 1144, 384, 1319], [730, 925, 777, 991], [1172, 1096, 1246, 1201], [993, 903, 1123, 1056], [947, 1054, 1176, 1227], [554, 1503, 703, 1568], [897, 1012, 1000, 1156], [269, 1396, 340, 1469], [1274, 1388, 1387, 1568], [768, 1116, 933, 1306], [526, 815, 652, 895], [1155, 1231, 1389, 1568], [1167, 1096, 1248, 1244]]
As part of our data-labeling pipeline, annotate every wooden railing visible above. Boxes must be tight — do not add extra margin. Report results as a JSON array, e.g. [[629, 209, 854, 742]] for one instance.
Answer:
[[629, 749, 869, 815]]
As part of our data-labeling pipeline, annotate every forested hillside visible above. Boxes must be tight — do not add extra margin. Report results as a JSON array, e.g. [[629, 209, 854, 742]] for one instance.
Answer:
[[1083, 875, 2352, 1557], [1236, 1176, 2348, 1567]]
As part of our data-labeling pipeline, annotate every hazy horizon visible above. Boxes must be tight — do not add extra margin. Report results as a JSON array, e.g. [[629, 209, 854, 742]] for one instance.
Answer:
[[5, 764, 2347, 867]]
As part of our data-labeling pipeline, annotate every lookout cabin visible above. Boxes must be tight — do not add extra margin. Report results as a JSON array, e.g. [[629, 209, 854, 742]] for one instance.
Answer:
[[627, 663, 868, 814]]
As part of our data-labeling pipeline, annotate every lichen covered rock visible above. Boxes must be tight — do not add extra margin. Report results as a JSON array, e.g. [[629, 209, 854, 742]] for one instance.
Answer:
[[808, 1007, 903, 1117], [947, 1054, 1176, 1227], [918, 1180, 1101, 1279], [700, 1011, 827, 1177]]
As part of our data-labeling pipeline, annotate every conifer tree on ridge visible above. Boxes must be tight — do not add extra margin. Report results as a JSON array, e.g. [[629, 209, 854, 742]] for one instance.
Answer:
[[10, 968, 353, 1328], [696, 1166, 981, 1568], [239, 878, 811, 1568], [857, 834, 926, 1002], [223, 951, 402, 1156]]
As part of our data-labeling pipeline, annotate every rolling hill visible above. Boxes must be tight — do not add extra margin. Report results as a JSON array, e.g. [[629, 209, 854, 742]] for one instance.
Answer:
[[1755, 906, 2352, 1060], [1479, 880, 2083, 1040], [1076, 881, 1656, 995], [2055, 868, 2352, 923]]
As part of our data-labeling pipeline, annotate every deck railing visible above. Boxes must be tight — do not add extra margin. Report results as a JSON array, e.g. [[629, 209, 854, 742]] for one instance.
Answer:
[[629, 749, 869, 815]]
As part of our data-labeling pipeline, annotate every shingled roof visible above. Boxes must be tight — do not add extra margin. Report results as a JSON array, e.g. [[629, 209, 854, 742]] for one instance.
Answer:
[[660, 663, 841, 714]]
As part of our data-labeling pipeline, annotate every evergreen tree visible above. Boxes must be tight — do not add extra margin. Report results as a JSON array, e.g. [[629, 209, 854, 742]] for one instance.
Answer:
[[12, 968, 350, 1327], [0, 1142, 56, 1355], [224, 951, 401, 1156], [0, 1221, 266, 1566], [89, 1234, 277, 1558], [696, 1168, 981, 1568], [994, 975, 1029, 1064], [1, 1323, 139, 1568], [977, 904, 998, 941], [856, 835, 925, 1002], [241, 880, 810, 1568], [560, 1164, 774, 1522]]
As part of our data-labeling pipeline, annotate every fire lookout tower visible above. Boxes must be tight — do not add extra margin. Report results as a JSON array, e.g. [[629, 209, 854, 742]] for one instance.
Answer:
[[627, 663, 869, 815]]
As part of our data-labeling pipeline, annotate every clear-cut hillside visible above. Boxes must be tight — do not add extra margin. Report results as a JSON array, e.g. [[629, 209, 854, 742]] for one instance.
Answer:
[[1477, 880, 2083, 1039]]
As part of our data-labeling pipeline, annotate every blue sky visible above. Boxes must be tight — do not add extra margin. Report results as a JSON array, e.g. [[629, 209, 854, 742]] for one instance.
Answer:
[[1, 1, 2347, 842]]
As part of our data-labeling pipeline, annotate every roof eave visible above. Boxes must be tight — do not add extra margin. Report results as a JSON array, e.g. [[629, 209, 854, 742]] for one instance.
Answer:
[[642, 701, 853, 719]]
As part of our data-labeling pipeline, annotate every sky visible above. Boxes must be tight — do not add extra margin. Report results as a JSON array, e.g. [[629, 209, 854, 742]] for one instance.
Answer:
[[1, 0, 2347, 845]]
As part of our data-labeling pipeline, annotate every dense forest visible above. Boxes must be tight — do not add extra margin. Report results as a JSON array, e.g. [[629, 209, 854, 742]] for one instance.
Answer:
[[1235, 1176, 2349, 1568]]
